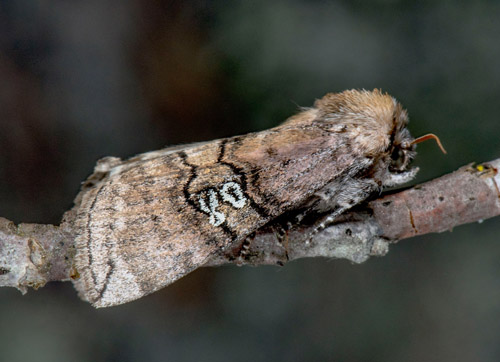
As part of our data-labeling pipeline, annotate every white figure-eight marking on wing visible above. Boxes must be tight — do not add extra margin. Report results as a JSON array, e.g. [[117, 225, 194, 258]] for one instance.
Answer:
[[197, 181, 247, 226]]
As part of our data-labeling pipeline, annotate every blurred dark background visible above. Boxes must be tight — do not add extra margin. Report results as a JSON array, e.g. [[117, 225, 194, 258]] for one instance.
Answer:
[[1, 1, 499, 361]]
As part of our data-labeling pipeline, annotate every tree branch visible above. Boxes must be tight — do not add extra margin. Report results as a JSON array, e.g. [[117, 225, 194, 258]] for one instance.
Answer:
[[1, 158, 499, 300]]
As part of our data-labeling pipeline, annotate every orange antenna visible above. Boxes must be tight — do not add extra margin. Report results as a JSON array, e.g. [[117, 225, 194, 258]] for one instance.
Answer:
[[410, 133, 447, 154]]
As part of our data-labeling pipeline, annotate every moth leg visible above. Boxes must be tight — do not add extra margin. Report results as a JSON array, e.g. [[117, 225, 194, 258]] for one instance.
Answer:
[[306, 187, 372, 243], [236, 221, 291, 264], [236, 237, 252, 265], [305, 209, 344, 244], [273, 222, 290, 262], [306, 177, 380, 243]]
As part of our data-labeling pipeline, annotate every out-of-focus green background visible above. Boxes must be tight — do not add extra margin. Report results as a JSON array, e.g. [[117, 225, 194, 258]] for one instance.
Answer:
[[1, 1, 499, 361]]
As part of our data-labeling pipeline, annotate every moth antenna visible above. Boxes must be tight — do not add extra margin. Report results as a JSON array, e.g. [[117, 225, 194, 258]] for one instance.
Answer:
[[411, 133, 447, 154]]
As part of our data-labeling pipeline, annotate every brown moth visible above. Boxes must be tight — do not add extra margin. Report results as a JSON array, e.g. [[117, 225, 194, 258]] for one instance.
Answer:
[[72, 89, 444, 307]]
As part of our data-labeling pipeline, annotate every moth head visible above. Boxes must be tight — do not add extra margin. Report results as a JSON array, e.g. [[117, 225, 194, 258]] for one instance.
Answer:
[[381, 100, 446, 187], [313, 89, 446, 187], [386, 104, 414, 174], [288, 89, 445, 187]]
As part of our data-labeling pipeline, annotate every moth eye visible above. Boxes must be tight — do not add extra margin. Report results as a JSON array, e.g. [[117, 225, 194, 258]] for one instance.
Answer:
[[390, 148, 402, 161], [389, 147, 407, 171]]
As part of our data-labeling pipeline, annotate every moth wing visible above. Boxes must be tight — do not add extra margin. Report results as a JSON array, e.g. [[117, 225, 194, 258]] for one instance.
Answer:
[[72, 144, 243, 308]]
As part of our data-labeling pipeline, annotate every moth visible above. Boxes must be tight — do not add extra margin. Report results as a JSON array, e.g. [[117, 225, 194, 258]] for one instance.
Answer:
[[71, 89, 445, 307]]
